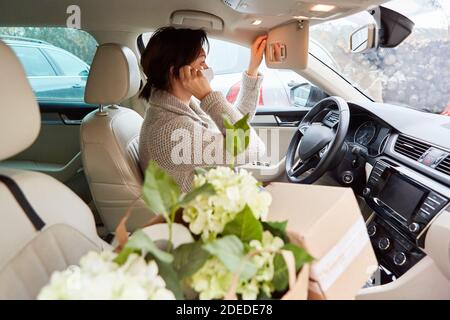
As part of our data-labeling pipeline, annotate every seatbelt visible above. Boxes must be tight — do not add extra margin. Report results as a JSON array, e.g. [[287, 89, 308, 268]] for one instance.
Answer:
[[0, 174, 45, 231]]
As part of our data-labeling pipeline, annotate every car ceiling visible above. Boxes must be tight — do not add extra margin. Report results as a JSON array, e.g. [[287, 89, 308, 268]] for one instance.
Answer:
[[0, 0, 388, 45]]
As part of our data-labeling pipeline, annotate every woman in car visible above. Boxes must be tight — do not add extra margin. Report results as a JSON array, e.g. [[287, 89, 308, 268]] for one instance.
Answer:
[[139, 27, 267, 191]]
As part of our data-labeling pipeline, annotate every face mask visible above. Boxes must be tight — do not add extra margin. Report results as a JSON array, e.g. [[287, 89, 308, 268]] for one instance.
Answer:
[[201, 68, 215, 83]]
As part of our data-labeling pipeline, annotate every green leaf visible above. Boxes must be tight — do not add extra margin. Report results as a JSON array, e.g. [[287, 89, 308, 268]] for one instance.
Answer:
[[115, 230, 173, 265], [178, 183, 216, 207], [142, 161, 180, 217], [233, 113, 250, 154], [234, 113, 251, 130], [272, 253, 289, 292], [282, 243, 314, 271], [262, 221, 289, 243], [194, 167, 208, 176], [222, 205, 263, 243], [203, 235, 257, 280], [222, 114, 235, 130], [154, 259, 185, 300], [223, 113, 251, 158], [272, 244, 313, 292], [173, 242, 210, 278], [113, 247, 136, 266]]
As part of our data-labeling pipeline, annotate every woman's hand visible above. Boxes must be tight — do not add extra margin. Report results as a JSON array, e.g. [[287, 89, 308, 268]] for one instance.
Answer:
[[247, 35, 268, 77], [179, 66, 212, 100]]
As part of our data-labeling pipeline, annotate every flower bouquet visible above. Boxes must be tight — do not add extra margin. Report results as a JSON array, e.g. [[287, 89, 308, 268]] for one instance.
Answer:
[[38, 114, 313, 300]]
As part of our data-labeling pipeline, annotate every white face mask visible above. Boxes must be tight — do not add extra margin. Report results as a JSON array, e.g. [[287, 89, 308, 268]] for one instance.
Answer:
[[201, 68, 215, 83]]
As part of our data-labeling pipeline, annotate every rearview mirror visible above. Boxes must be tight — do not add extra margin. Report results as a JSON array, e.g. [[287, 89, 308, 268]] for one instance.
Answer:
[[350, 6, 414, 53], [350, 24, 377, 53], [290, 83, 328, 108]]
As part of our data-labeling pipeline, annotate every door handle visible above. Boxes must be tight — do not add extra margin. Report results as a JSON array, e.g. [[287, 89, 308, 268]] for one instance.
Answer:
[[60, 114, 82, 125], [275, 116, 300, 127]]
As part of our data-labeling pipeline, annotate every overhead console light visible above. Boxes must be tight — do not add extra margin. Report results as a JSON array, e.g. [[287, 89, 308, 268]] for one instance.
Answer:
[[310, 4, 336, 12], [171, 10, 224, 31], [251, 19, 262, 25], [293, 15, 308, 20]]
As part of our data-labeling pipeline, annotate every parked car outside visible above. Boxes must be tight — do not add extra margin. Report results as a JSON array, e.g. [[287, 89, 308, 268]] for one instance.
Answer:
[[1, 35, 90, 102]]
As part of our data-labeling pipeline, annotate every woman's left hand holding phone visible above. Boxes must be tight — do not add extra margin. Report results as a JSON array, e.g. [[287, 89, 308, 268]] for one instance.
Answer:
[[179, 66, 212, 101]]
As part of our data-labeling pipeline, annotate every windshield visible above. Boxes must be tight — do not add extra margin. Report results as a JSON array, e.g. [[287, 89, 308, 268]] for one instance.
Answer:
[[310, 0, 450, 115]]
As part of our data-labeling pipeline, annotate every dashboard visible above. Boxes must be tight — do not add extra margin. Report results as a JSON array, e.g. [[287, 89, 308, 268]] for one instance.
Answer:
[[324, 101, 450, 283], [347, 116, 391, 158]]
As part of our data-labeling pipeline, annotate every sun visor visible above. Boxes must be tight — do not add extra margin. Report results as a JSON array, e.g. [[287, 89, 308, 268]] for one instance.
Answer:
[[265, 20, 309, 70]]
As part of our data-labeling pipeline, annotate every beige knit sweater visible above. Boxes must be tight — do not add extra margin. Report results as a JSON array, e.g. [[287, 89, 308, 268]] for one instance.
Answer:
[[139, 72, 266, 192]]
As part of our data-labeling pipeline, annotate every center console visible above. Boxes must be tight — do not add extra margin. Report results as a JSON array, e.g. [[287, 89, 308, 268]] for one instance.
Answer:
[[363, 160, 449, 279]]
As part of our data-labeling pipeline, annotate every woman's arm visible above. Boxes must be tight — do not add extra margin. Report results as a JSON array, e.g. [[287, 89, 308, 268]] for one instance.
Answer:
[[233, 71, 264, 119], [234, 35, 267, 118]]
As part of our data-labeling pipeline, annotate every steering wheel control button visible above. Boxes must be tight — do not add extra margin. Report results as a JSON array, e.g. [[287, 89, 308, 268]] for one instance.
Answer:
[[408, 222, 420, 233], [363, 187, 371, 197], [367, 225, 376, 237], [298, 124, 309, 134], [378, 237, 391, 251], [393, 252, 407, 266], [342, 171, 354, 184]]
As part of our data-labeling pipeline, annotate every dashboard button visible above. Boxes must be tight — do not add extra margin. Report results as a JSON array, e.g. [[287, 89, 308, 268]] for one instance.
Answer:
[[419, 204, 434, 216], [428, 192, 447, 204], [368, 225, 376, 237], [408, 222, 420, 233], [378, 237, 391, 251], [393, 252, 407, 266]]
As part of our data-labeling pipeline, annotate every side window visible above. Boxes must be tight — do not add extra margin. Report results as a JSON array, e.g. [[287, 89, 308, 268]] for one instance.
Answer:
[[0, 27, 97, 103], [207, 38, 310, 109], [11, 46, 56, 76], [45, 49, 89, 76]]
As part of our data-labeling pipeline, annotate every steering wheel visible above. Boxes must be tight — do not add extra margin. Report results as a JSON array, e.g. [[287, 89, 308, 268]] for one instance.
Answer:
[[285, 96, 350, 184]]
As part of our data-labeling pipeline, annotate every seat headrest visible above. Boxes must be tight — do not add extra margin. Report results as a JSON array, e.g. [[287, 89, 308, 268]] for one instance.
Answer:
[[0, 41, 40, 161], [85, 43, 140, 105]]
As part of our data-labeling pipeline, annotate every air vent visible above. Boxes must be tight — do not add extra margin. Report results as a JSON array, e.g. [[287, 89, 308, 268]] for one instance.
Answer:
[[436, 155, 450, 176], [394, 135, 431, 161]]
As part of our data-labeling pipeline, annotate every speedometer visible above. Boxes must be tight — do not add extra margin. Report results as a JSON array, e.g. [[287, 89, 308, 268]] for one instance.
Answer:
[[354, 121, 377, 146]]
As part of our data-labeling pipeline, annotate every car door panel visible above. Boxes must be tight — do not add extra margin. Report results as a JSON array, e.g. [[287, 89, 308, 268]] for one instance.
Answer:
[[0, 102, 96, 202], [244, 107, 308, 182]]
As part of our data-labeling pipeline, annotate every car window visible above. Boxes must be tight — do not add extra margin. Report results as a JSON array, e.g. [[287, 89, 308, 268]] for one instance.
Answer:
[[207, 38, 310, 108], [11, 46, 56, 76], [45, 49, 89, 76], [206, 39, 248, 75], [0, 27, 97, 103]]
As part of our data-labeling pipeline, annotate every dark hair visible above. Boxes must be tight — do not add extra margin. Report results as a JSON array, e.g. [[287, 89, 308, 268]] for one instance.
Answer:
[[139, 27, 209, 101]]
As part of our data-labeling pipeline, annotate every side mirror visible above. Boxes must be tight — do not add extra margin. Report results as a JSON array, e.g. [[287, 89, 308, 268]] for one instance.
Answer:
[[79, 69, 89, 77], [350, 24, 377, 53], [290, 83, 328, 108]]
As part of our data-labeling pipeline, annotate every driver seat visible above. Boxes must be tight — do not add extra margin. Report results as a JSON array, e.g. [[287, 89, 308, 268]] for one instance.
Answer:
[[81, 43, 154, 233], [0, 40, 109, 299]]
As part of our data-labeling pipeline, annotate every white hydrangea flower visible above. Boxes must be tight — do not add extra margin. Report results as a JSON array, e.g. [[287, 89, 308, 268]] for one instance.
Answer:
[[38, 251, 175, 300], [190, 231, 285, 300], [189, 257, 233, 300], [183, 167, 272, 241]]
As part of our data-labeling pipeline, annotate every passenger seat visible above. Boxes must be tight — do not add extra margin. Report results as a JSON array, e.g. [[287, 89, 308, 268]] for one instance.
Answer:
[[81, 43, 154, 233], [0, 40, 109, 300]]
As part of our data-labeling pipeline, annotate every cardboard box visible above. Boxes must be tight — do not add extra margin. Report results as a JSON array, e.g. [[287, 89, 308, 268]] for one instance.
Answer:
[[265, 183, 378, 300]]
